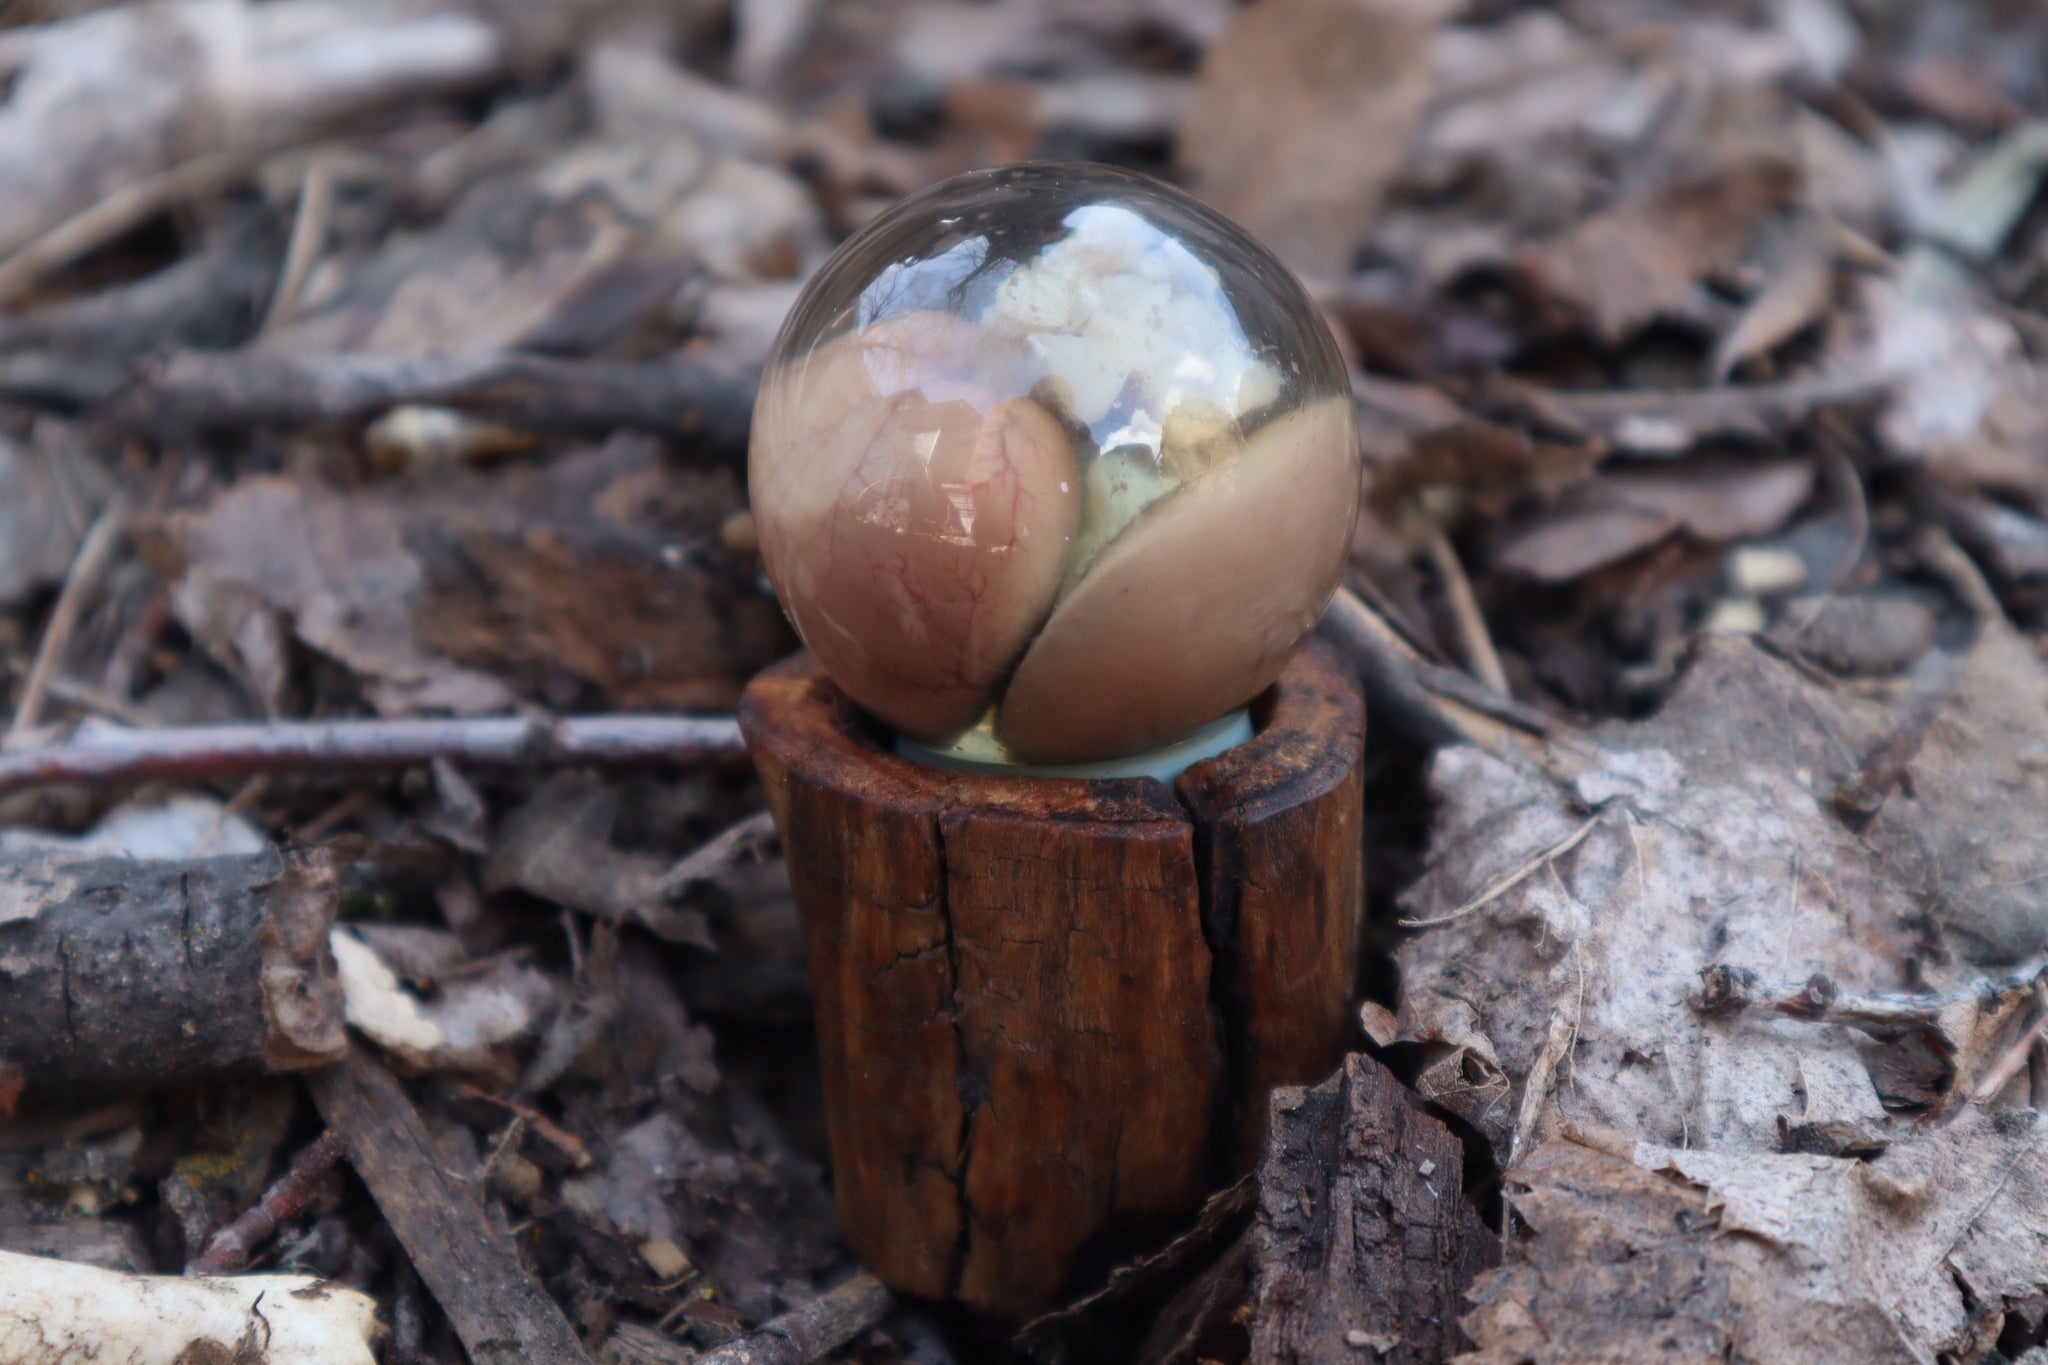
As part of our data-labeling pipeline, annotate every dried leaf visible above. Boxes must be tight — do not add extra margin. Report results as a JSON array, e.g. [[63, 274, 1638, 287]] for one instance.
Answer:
[[1396, 636, 2012, 1161], [148, 476, 515, 716], [147, 439, 788, 716], [1521, 162, 1796, 342], [1461, 1116, 2048, 1364], [0, 427, 97, 610], [1492, 458, 1814, 582], [1843, 270, 2048, 509], [1858, 626, 2048, 963], [1489, 496, 1676, 582], [1180, 0, 1447, 279], [1711, 214, 1835, 381]]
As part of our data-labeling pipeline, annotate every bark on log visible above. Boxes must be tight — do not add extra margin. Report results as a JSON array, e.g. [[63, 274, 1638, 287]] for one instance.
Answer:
[[740, 642, 1365, 1318], [0, 846, 346, 1092], [1249, 1053, 1499, 1364], [109, 350, 758, 449]]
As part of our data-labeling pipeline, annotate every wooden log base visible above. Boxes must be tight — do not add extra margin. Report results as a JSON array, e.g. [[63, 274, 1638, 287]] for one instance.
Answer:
[[739, 642, 1364, 1319]]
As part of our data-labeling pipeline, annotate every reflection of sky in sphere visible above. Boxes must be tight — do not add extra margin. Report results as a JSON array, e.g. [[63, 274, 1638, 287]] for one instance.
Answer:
[[856, 234, 1014, 330], [852, 204, 1267, 455]]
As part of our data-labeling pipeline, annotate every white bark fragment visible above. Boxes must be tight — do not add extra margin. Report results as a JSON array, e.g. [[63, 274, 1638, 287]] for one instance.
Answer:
[[0, 1251, 377, 1365]]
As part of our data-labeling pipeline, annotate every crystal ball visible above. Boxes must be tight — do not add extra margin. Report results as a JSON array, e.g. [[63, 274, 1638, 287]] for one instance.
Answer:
[[749, 162, 1360, 766]]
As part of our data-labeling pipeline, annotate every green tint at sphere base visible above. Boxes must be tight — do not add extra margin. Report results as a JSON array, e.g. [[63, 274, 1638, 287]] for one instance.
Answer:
[[750, 162, 1361, 768]]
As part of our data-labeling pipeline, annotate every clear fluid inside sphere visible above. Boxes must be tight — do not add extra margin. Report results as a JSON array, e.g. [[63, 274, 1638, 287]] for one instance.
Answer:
[[750, 162, 1360, 766]]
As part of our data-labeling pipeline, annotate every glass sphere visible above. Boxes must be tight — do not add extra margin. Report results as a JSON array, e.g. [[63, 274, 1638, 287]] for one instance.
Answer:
[[750, 162, 1360, 766]]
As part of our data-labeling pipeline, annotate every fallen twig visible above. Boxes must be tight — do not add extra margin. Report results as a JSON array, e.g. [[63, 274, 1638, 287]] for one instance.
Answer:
[[1543, 370, 1886, 430], [0, 148, 287, 306], [0, 713, 749, 799], [109, 349, 758, 448], [1014, 1176, 1254, 1352], [1694, 960, 2047, 1037], [450, 1082, 593, 1170], [187, 1129, 349, 1275], [1398, 808, 1607, 928], [1318, 585, 1557, 749], [6, 492, 127, 743], [310, 1047, 593, 1365], [691, 1274, 893, 1365], [1421, 518, 1510, 696]]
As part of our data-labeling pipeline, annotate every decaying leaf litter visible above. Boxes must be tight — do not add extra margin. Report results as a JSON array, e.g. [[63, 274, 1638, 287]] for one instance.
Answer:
[[1, 0, 2046, 1361]]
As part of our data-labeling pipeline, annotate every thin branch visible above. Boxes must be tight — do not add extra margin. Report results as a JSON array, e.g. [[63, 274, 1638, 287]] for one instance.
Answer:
[[451, 1083, 591, 1170], [1817, 438, 1870, 592], [187, 1130, 349, 1276], [1694, 960, 2047, 1038], [1422, 519, 1510, 695], [1319, 586, 1556, 743], [258, 154, 339, 335], [7, 493, 128, 744], [691, 1273, 894, 1365], [1544, 370, 1886, 428], [1971, 1019, 2047, 1106], [0, 713, 749, 799], [1399, 809, 1606, 928], [0, 148, 285, 305], [108, 349, 757, 448]]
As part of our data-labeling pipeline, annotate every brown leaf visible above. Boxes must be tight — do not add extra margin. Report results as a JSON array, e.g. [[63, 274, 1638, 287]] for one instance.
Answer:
[[1458, 1137, 1732, 1365], [1489, 495, 1677, 582], [146, 476, 516, 716], [1179, 0, 1447, 280], [1491, 458, 1814, 582], [0, 424, 105, 610], [1520, 162, 1797, 343], [1859, 626, 2048, 964], [1710, 214, 1835, 381], [1603, 457, 1816, 541], [146, 439, 790, 716]]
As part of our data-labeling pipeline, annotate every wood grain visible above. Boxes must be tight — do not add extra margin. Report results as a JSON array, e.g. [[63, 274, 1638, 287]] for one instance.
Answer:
[[740, 642, 1364, 1317], [1250, 1053, 1498, 1364], [1178, 640, 1366, 1163], [310, 1048, 592, 1365]]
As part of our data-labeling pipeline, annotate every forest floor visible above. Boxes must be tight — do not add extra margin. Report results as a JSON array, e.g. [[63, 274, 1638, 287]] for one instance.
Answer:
[[2, 0, 2047, 1362]]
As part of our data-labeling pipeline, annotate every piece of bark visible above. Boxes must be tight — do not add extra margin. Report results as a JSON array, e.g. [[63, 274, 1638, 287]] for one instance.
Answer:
[[1249, 1053, 1497, 1364], [309, 1047, 592, 1365], [741, 643, 1365, 1319], [0, 846, 345, 1093]]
